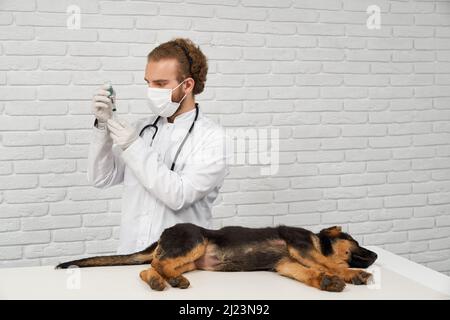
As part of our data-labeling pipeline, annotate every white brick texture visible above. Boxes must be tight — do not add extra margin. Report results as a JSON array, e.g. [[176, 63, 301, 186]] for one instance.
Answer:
[[1, 0, 450, 276]]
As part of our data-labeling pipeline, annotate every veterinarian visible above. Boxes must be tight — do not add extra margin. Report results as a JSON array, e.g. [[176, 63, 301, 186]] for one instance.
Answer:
[[88, 38, 229, 254]]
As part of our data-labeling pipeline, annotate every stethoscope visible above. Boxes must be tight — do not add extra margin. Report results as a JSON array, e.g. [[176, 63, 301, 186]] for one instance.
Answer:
[[139, 103, 199, 171]]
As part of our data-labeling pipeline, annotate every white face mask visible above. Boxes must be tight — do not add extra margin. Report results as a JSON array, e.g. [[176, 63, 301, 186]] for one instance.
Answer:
[[146, 79, 187, 117]]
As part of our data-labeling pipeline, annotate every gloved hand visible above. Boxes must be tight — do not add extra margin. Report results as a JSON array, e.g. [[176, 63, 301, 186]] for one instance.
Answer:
[[92, 84, 114, 129], [107, 118, 139, 150]]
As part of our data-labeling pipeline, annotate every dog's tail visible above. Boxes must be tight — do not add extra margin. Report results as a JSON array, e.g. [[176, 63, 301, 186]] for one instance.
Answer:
[[55, 242, 158, 269]]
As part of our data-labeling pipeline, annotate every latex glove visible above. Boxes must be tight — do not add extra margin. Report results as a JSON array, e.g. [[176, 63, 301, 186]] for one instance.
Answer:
[[107, 118, 139, 150], [92, 84, 114, 129]]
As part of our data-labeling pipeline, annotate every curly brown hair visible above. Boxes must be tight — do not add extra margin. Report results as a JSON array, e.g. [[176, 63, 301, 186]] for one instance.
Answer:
[[147, 38, 208, 96]]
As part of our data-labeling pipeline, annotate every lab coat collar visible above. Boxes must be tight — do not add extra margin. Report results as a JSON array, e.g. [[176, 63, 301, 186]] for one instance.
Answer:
[[162, 103, 200, 125], [136, 104, 202, 134]]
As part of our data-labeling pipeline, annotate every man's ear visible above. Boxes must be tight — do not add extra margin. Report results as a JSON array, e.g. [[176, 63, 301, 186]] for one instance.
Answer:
[[320, 226, 342, 237], [185, 77, 195, 95]]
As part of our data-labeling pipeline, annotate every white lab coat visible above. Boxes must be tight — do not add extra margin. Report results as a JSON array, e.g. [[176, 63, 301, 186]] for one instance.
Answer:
[[87, 107, 229, 254]]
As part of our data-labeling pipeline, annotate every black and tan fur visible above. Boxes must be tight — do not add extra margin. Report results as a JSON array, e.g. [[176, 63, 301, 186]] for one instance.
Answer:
[[56, 223, 378, 292]]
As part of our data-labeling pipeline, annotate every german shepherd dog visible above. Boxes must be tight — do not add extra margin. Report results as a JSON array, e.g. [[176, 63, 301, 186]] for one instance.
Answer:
[[56, 223, 378, 292]]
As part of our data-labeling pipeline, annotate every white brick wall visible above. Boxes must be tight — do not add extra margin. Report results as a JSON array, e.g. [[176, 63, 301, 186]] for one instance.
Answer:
[[1, 0, 450, 276]]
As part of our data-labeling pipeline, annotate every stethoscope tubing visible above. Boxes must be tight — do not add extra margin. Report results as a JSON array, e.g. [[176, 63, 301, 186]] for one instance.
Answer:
[[138, 104, 199, 171]]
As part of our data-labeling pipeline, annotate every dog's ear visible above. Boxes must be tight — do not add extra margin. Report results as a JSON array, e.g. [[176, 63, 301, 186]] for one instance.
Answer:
[[320, 226, 342, 238], [318, 235, 333, 256]]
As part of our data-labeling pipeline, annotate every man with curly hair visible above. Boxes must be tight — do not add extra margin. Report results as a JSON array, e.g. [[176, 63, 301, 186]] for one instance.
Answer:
[[89, 38, 229, 254]]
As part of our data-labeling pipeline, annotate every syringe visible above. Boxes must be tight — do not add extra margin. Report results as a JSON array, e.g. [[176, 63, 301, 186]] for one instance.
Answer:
[[105, 81, 117, 119]]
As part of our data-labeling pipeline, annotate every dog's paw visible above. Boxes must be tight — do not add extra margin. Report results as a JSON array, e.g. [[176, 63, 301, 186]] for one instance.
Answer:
[[149, 276, 166, 291], [351, 270, 372, 285], [139, 270, 148, 281], [320, 274, 346, 292], [140, 270, 166, 291], [168, 276, 190, 289]]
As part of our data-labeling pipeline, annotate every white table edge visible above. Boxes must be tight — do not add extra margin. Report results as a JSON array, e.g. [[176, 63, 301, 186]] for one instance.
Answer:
[[367, 246, 450, 296]]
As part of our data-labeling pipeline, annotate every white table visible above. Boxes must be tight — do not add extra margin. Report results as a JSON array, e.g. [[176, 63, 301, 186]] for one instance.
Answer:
[[0, 246, 449, 300]]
